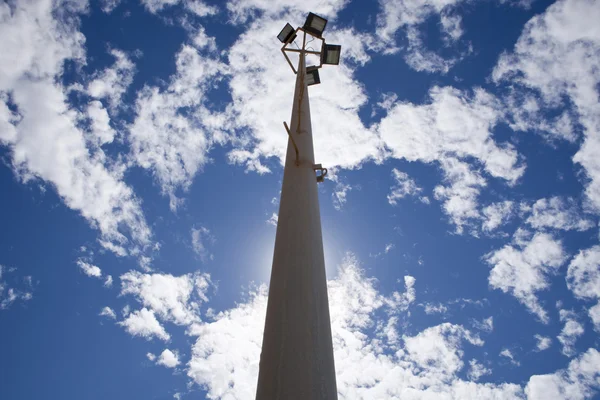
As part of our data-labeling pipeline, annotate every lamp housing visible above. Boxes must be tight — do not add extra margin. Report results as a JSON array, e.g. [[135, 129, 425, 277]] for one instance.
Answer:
[[306, 66, 321, 86], [321, 44, 341, 65], [277, 23, 296, 44], [303, 12, 328, 37]]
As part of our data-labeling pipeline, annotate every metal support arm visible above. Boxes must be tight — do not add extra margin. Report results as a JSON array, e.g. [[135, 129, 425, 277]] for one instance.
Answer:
[[283, 121, 300, 166]]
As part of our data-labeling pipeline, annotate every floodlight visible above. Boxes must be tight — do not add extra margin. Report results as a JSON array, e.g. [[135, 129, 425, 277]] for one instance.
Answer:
[[306, 66, 321, 86], [277, 23, 296, 44], [303, 12, 328, 37], [321, 44, 341, 65]]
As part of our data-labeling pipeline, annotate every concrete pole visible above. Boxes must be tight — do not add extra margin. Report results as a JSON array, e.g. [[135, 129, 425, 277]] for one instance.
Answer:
[[255, 40, 338, 400]]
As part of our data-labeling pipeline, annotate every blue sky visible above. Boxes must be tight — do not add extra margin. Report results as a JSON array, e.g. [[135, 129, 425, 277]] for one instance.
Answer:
[[1, 0, 600, 398]]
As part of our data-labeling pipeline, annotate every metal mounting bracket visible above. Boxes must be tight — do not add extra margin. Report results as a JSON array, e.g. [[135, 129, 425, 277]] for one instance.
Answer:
[[313, 164, 328, 183]]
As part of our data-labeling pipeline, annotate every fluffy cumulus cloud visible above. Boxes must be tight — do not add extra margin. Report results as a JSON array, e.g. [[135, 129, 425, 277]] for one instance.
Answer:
[[387, 168, 425, 205], [181, 253, 600, 398], [118, 308, 171, 341], [129, 29, 228, 210], [525, 348, 600, 399], [468, 359, 492, 381], [534, 334, 552, 352], [86, 49, 136, 111], [566, 245, 600, 330], [375, 0, 471, 72], [186, 255, 519, 399], [485, 231, 567, 323], [156, 349, 180, 368], [500, 349, 520, 366], [525, 197, 594, 232], [140, 0, 218, 14], [332, 181, 354, 211], [493, 0, 600, 213], [77, 260, 102, 278], [120, 270, 212, 326], [379, 86, 524, 233], [226, 0, 349, 24], [99, 306, 117, 319], [0, 0, 152, 257], [557, 309, 584, 357], [482, 201, 515, 233], [567, 245, 600, 300]]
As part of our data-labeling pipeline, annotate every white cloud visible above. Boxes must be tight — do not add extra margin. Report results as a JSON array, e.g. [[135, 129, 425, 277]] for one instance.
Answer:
[[376, 0, 468, 43], [422, 302, 449, 315], [500, 349, 520, 366], [526, 197, 594, 232], [492, 0, 600, 212], [147, 352, 156, 361], [87, 49, 136, 111], [387, 168, 423, 205], [372, 92, 398, 117], [485, 231, 567, 323], [501, 91, 578, 143], [525, 348, 600, 399], [375, 0, 474, 72], [370, 243, 396, 259], [128, 37, 228, 210], [0, 1, 152, 257], [120, 270, 211, 326], [434, 158, 487, 233], [99, 306, 117, 319], [118, 308, 170, 341], [266, 213, 278, 227], [85, 100, 115, 147], [99, 0, 121, 13], [190, 226, 215, 262], [566, 245, 600, 301], [471, 316, 494, 333], [482, 201, 514, 233], [0, 0, 86, 90], [379, 86, 524, 233], [186, 0, 219, 17], [187, 285, 267, 399], [0, 266, 34, 310], [140, 0, 218, 14], [104, 275, 113, 288], [380, 86, 522, 182], [225, 0, 348, 24], [468, 359, 492, 381], [156, 349, 180, 368], [405, 27, 466, 73], [77, 260, 102, 278], [566, 245, 600, 330], [332, 182, 353, 211], [589, 303, 600, 332], [557, 309, 584, 357], [404, 323, 484, 377], [186, 254, 537, 399], [534, 334, 552, 351]]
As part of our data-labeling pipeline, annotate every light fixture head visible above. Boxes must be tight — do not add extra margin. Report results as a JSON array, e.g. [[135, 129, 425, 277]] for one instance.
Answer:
[[303, 12, 328, 37], [321, 44, 341, 65], [306, 66, 321, 86], [277, 23, 296, 44]]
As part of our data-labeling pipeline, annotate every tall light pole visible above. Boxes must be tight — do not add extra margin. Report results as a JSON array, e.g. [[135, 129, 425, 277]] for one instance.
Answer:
[[255, 12, 342, 400]]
